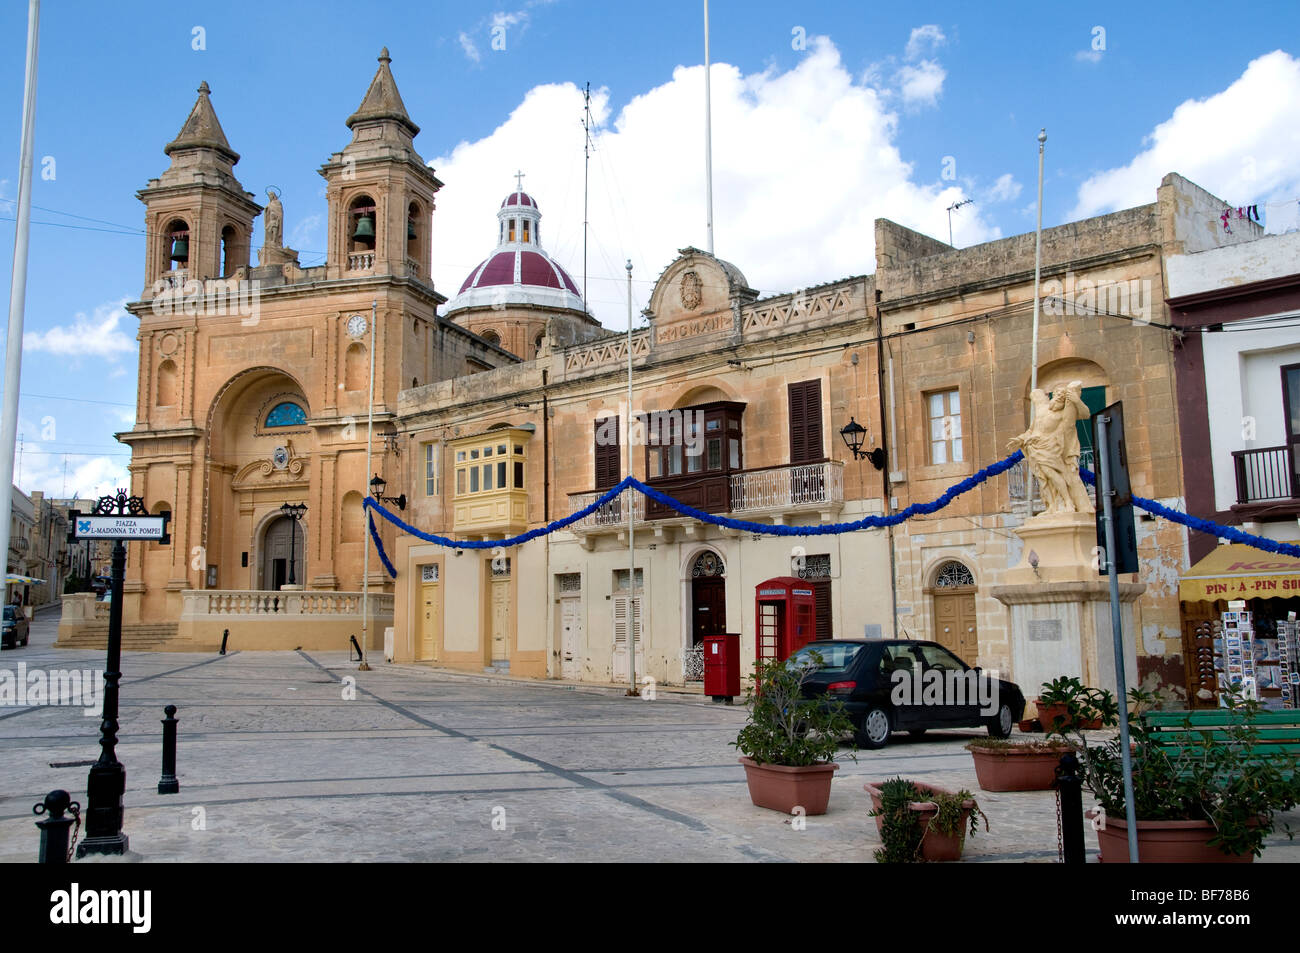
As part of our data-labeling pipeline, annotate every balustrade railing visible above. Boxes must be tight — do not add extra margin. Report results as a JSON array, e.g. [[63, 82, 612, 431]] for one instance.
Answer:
[[565, 489, 645, 532], [1234, 445, 1297, 504], [189, 590, 393, 617], [730, 461, 844, 513], [347, 252, 374, 270]]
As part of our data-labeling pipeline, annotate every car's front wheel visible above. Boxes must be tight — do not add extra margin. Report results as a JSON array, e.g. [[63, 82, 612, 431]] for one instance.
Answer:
[[855, 707, 892, 749], [987, 702, 1014, 738]]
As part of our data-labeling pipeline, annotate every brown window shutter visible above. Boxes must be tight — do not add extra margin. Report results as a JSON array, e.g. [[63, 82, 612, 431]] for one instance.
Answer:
[[788, 380, 823, 464], [813, 579, 832, 640], [594, 416, 620, 489]]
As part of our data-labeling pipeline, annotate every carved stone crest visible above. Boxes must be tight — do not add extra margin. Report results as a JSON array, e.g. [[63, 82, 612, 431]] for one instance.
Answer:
[[680, 271, 702, 311]]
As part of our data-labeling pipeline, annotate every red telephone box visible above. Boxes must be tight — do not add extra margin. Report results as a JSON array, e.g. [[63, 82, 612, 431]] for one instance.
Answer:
[[703, 633, 740, 702], [755, 576, 817, 663]]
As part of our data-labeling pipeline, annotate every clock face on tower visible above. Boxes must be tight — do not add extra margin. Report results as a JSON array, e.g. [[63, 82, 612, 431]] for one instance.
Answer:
[[346, 314, 367, 339]]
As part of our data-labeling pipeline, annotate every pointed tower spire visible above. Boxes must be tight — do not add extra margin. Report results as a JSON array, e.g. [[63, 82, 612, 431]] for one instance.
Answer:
[[165, 81, 239, 164], [346, 47, 420, 138]]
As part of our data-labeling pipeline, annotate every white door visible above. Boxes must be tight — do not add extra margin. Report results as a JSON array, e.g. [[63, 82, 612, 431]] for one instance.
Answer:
[[491, 578, 510, 662], [560, 596, 582, 679], [612, 594, 644, 684]]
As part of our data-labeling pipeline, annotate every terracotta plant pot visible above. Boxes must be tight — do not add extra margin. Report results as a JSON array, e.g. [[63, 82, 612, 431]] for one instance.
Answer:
[[1088, 811, 1255, 863], [864, 780, 975, 861], [967, 744, 1074, 792], [739, 756, 839, 815], [1035, 701, 1102, 732]]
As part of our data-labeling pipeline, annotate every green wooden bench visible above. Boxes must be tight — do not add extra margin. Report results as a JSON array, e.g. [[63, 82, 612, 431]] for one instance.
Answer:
[[1140, 709, 1300, 779]]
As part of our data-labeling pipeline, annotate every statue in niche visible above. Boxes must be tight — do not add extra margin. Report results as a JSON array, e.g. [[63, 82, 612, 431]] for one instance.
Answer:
[[264, 188, 283, 248], [1008, 379, 1094, 515]]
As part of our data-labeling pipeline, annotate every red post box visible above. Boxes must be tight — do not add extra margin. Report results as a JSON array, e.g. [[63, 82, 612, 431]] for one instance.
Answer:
[[703, 632, 740, 702], [755, 577, 817, 664]]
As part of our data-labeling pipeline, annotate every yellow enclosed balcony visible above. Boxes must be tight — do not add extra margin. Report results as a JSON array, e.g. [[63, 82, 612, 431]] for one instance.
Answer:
[[451, 427, 532, 537]]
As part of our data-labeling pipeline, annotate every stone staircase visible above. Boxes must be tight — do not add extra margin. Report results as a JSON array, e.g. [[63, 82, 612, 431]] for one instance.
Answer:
[[54, 622, 185, 652]]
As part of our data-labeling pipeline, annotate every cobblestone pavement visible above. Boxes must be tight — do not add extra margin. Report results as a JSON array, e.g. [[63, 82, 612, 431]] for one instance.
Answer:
[[3, 608, 1299, 863]]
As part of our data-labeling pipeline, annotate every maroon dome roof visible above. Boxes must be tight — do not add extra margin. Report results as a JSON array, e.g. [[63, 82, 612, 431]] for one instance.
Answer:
[[500, 191, 536, 209], [458, 249, 581, 296]]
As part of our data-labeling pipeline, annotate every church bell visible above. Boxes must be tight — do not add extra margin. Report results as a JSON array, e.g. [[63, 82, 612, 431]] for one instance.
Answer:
[[407, 219, 416, 240], [353, 213, 375, 241], [169, 235, 189, 262]]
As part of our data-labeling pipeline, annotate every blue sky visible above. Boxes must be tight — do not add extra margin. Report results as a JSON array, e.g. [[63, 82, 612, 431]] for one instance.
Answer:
[[0, 0, 1297, 499]]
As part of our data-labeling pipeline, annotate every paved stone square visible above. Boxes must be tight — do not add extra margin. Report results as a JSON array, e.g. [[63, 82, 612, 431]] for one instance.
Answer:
[[3, 608, 1299, 863]]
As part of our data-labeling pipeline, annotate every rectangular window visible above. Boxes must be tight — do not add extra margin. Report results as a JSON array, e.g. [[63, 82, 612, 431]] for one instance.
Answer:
[[497, 460, 507, 489], [470, 467, 480, 493], [788, 380, 824, 465], [514, 460, 524, 489], [457, 470, 466, 495], [425, 443, 438, 497], [926, 389, 962, 464], [482, 464, 493, 491], [614, 568, 644, 592]]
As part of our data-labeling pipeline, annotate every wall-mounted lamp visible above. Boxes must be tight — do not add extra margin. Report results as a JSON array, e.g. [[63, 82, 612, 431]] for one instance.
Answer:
[[368, 474, 407, 511], [840, 417, 885, 470]]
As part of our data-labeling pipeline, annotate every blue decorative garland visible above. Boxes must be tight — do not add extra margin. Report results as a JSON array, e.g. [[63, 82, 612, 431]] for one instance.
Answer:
[[363, 453, 1300, 578]]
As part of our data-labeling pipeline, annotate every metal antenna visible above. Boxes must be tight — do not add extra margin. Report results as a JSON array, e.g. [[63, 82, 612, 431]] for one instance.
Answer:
[[946, 198, 973, 247]]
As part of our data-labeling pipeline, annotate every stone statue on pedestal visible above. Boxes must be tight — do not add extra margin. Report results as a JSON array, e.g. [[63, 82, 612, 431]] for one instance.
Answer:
[[1008, 379, 1094, 515]]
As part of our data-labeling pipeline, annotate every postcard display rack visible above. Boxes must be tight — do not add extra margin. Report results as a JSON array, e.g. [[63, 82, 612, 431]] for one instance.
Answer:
[[1215, 605, 1293, 710]]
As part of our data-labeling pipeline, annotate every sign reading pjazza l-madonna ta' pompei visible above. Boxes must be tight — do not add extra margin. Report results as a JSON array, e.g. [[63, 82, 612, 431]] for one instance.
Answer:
[[72, 515, 168, 540]]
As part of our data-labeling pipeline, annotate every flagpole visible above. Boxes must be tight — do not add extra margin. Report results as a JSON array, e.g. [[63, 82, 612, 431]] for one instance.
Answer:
[[703, 0, 714, 255], [0, 0, 40, 595], [1029, 129, 1046, 416], [360, 298, 376, 671], [626, 259, 638, 696]]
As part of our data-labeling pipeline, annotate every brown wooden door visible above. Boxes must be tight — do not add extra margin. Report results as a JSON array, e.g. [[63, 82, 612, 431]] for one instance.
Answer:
[[692, 576, 726, 645], [1180, 600, 1220, 707], [932, 592, 977, 665]]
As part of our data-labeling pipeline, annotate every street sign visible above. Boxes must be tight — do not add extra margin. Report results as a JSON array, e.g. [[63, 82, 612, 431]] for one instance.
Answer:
[[70, 513, 170, 542], [1090, 401, 1137, 575]]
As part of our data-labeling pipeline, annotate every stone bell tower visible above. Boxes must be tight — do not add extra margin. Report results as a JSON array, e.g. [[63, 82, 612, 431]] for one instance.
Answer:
[[136, 81, 262, 298], [319, 48, 443, 284]]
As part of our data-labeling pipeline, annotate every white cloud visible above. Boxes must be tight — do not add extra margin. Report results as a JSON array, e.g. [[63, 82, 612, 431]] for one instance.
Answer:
[[1075, 50, 1104, 65], [1072, 50, 1300, 225], [896, 60, 946, 107], [17, 453, 132, 500], [427, 36, 1007, 323], [24, 298, 136, 359], [289, 213, 322, 249], [986, 173, 1023, 203], [457, 32, 480, 63], [905, 25, 946, 60]]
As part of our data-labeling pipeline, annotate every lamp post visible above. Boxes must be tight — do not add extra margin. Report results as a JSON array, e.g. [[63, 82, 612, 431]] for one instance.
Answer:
[[279, 502, 307, 587]]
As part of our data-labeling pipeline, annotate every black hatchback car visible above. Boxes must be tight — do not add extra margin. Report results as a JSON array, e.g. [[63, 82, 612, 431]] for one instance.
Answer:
[[2, 605, 30, 649], [790, 639, 1025, 749]]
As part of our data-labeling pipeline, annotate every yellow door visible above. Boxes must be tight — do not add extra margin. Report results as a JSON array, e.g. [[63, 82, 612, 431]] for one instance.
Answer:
[[491, 577, 511, 662], [933, 592, 978, 665], [420, 570, 441, 661]]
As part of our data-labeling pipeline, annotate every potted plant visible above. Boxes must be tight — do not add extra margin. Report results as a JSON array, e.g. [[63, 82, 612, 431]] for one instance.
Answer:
[[1035, 676, 1118, 734], [1082, 689, 1300, 862], [732, 654, 856, 815], [865, 778, 987, 862], [965, 737, 1078, 792]]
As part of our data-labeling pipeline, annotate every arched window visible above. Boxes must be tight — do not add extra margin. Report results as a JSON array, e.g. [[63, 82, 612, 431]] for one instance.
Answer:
[[934, 560, 975, 589], [348, 195, 376, 253], [164, 218, 189, 271], [265, 402, 306, 428], [345, 342, 367, 391], [220, 224, 239, 276], [156, 360, 178, 407], [480, 329, 500, 347], [534, 332, 545, 355], [691, 550, 725, 577]]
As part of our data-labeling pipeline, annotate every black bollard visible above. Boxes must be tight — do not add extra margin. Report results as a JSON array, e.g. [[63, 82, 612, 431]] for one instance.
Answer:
[[158, 705, 179, 794], [1055, 751, 1086, 864], [350, 634, 363, 661], [219, 628, 229, 655], [33, 790, 80, 864]]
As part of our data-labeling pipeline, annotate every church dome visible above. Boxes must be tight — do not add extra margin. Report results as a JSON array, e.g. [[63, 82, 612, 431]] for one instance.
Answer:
[[444, 183, 585, 314]]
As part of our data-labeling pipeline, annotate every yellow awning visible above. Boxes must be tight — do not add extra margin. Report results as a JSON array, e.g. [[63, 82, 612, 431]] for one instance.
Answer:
[[1180, 544, 1300, 601]]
